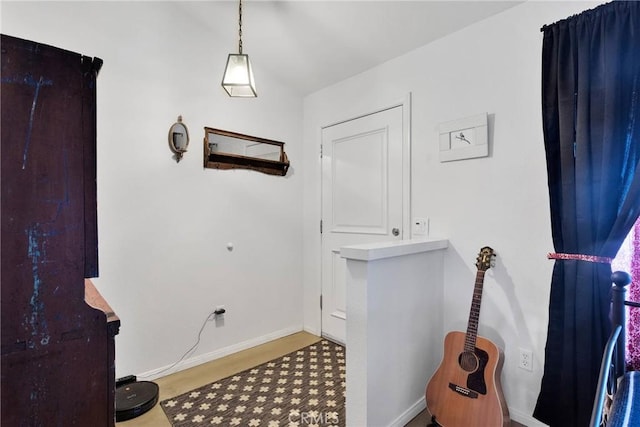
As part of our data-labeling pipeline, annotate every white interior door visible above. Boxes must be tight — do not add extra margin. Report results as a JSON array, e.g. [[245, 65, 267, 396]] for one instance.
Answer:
[[321, 106, 405, 344]]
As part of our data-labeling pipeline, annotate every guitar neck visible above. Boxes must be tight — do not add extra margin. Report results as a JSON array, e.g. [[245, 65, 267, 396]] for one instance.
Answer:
[[464, 270, 485, 352]]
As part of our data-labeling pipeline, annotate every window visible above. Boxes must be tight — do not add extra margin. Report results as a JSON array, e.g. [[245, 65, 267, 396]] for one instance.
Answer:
[[612, 218, 640, 370]]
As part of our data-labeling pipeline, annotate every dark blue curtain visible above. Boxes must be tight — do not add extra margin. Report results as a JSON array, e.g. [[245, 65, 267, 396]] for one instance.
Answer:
[[534, 2, 640, 426]]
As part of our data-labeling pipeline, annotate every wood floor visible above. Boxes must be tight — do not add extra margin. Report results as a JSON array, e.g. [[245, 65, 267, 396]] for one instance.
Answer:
[[117, 332, 321, 427], [116, 331, 526, 427]]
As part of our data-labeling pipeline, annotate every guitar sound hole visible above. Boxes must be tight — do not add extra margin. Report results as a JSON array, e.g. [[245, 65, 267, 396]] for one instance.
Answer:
[[458, 351, 479, 372]]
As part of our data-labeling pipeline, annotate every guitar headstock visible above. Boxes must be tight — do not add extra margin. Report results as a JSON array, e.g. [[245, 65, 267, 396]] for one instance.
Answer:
[[475, 246, 496, 271]]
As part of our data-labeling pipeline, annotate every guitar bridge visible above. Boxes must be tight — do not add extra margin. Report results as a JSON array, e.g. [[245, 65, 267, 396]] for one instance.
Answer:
[[448, 382, 478, 399]]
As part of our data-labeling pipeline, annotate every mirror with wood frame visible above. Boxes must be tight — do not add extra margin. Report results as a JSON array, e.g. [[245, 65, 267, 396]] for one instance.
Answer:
[[168, 116, 189, 163], [203, 127, 290, 176]]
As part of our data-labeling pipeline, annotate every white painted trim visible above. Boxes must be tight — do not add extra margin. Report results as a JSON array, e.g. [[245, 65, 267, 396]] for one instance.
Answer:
[[319, 93, 412, 240], [303, 325, 321, 337], [321, 330, 345, 346], [137, 325, 303, 380], [321, 101, 404, 130], [330, 310, 346, 320], [510, 407, 549, 427], [319, 93, 413, 338], [341, 238, 448, 261], [387, 397, 426, 427], [402, 92, 412, 240], [383, 401, 544, 427]]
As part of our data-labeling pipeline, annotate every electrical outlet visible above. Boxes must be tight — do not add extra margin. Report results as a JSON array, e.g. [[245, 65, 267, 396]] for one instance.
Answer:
[[212, 305, 226, 327], [208, 305, 226, 321], [518, 348, 533, 371]]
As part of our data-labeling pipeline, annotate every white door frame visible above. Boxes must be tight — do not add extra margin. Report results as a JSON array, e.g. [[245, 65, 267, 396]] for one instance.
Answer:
[[319, 92, 412, 339]]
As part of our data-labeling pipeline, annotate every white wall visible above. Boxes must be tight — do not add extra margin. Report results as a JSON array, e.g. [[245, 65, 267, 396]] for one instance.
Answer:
[[2, 2, 305, 378], [342, 240, 447, 427], [302, 1, 602, 424], [4, 0, 608, 423]]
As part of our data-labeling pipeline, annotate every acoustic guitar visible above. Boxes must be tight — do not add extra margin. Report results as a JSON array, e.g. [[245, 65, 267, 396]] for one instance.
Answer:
[[425, 246, 510, 427]]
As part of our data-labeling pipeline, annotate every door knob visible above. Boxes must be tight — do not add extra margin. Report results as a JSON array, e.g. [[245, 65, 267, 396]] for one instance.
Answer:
[[392, 228, 400, 236]]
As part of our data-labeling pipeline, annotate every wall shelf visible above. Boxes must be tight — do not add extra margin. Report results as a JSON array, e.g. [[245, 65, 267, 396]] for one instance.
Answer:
[[203, 127, 290, 176]]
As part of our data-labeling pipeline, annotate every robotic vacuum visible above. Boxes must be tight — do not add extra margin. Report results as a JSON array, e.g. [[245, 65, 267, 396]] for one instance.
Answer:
[[115, 376, 159, 421]]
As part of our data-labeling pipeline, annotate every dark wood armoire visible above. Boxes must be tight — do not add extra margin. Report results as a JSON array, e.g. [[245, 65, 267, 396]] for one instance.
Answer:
[[1, 34, 119, 426]]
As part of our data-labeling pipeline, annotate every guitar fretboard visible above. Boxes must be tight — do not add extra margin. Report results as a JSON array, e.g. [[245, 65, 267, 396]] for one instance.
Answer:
[[464, 270, 485, 352]]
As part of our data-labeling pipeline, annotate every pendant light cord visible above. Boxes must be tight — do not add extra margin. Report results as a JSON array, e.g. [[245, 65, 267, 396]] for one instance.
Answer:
[[238, 0, 243, 54]]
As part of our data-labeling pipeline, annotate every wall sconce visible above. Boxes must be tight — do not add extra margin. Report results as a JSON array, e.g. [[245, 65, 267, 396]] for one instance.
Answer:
[[221, 0, 257, 97], [168, 115, 189, 163]]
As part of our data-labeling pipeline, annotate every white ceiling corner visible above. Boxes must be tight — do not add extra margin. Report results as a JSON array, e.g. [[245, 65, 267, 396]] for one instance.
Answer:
[[180, 1, 524, 96]]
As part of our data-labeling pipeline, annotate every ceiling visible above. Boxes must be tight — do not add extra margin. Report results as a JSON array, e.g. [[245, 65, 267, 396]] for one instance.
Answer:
[[180, 1, 523, 96]]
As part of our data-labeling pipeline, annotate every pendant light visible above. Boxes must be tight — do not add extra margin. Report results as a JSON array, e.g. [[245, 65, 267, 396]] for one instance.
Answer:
[[221, 0, 257, 97]]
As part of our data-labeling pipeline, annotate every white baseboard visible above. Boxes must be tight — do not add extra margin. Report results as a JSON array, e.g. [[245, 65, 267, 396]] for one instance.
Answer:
[[138, 325, 303, 380], [319, 330, 345, 346], [383, 402, 547, 427], [510, 407, 549, 427], [388, 397, 426, 427], [303, 325, 321, 337]]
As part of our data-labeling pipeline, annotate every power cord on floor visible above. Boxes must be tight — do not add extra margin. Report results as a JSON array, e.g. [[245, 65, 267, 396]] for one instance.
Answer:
[[137, 307, 226, 379]]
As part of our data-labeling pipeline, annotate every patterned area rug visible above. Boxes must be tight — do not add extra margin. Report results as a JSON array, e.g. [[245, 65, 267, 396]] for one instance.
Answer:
[[160, 340, 345, 426]]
